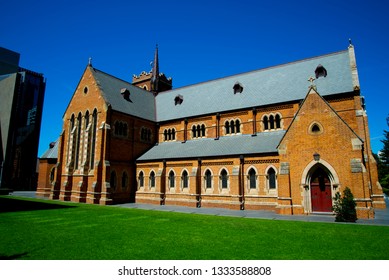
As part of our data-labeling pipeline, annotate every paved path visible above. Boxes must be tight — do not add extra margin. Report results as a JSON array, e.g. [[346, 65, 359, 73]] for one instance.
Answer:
[[8, 191, 389, 226]]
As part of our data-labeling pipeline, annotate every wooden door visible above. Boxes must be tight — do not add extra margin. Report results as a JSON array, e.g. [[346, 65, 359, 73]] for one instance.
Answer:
[[310, 168, 332, 212]]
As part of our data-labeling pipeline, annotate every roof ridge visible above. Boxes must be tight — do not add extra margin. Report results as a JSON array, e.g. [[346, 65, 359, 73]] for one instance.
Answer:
[[91, 66, 150, 93], [157, 49, 349, 95]]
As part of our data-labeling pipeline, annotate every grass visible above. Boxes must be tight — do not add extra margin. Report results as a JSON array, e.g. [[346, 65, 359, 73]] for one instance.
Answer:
[[1, 196, 389, 260]]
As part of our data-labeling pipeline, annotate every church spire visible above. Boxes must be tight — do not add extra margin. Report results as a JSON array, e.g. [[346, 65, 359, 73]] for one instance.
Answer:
[[151, 44, 159, 94]]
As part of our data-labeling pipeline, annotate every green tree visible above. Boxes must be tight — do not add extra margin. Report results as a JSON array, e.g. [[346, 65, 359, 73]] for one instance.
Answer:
[[332, 187, 357, 222], [380, 116, 389, 162], [378, 115, 389, 195]]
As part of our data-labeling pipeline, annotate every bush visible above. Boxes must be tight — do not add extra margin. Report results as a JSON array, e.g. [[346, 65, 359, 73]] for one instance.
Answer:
[[332, 187, 357, 222]]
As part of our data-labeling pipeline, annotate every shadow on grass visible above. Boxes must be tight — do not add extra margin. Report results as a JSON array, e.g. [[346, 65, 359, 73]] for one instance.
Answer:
[[0, 197, 77, 213], [0, 252, 29, 260]]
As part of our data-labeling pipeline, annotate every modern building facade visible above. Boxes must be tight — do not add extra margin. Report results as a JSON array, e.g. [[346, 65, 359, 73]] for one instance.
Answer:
[[37, 43, 386, 218], [0, 47, 46, 191]]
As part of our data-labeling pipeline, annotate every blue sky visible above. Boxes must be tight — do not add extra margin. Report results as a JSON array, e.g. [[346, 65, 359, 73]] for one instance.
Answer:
[[1, 0, 388, 156]]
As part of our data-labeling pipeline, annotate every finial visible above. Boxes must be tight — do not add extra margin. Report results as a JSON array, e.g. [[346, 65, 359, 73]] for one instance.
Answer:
[[308, 76, 316, 88], [88, 57, 92, 66], [349, 38, 353, 48]]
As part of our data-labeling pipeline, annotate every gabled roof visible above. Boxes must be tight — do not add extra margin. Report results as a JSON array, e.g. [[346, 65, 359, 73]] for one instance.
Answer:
[[90, 67, 156, 122], [277, 86, 363, 149], [40, 140, 59, 159], [155, 49, 355, 122], [137, 130, 285, 161]]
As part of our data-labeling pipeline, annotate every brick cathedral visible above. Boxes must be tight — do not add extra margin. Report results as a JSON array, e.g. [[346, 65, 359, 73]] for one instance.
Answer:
[[37, 43, 386, 218]]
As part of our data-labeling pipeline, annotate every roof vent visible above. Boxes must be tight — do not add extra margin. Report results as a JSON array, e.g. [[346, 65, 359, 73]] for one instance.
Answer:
[[120, 88, 132, 102], [174, 95, 183, 105], [233, 82, 244, 94], [315, 64, 327, 79]]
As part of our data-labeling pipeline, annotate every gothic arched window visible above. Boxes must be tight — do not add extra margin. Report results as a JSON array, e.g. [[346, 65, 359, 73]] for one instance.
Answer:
[[248, 168, 257, 189], [169, 170, 175, 188], [205, 170, 212, 189], [267, 168, 277, 189], [139, 171, 144, 188], [182, 170, 189, 189], [149, 171, 155, 188], [220, 169, 228, 189]]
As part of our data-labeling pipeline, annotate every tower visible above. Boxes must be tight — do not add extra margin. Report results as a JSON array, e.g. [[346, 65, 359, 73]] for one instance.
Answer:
[[132, 45, 172, 95]]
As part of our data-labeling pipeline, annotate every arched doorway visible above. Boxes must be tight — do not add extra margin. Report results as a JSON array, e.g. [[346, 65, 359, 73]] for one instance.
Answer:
[[310, 168, 332, 212]]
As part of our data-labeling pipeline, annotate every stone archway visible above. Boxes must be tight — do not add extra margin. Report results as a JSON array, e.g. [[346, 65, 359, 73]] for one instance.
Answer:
[[301, 159, 340, 214]]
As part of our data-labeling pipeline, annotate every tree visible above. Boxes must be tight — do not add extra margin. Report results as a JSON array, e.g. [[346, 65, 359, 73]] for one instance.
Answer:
[[378, 115, 389, 195], [332, 187, 357, 222], [380, 116, 389, 163]]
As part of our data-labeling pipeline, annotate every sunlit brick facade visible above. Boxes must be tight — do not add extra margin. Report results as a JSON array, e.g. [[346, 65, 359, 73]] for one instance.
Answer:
[[37, 44, 386, 218]]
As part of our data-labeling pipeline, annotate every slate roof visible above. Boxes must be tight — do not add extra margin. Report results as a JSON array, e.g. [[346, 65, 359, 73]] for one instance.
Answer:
[[40, 140, 59, 159], [91, 67, 156, 122], [137, 130, 285, 161], [155, 50, 354, 122]]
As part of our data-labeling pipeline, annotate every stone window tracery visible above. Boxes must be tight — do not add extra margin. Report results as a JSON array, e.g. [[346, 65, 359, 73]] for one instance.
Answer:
[[262, 113, 282, 131]]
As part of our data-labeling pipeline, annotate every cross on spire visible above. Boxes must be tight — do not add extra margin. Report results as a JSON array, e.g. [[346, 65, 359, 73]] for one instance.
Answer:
[[308, 76, 316, 88]]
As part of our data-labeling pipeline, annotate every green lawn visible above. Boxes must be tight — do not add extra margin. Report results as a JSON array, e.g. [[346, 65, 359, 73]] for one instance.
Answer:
[[1, 196, 389, 260]]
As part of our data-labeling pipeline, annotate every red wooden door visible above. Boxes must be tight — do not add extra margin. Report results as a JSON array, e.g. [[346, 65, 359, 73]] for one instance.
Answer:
[[310, 169, 332, 212]]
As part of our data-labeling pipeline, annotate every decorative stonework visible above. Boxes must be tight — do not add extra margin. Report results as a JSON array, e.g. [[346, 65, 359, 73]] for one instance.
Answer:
[[280, 162, 290, 175]]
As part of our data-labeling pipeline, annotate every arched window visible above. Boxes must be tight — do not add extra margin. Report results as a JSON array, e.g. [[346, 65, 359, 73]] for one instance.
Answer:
[[70, 114, 75, 130], [311, 123, 321, 133], [168, 129, 172, 140], [192, 126, 197, 138], [225, 121, 230, 134], [149, 171, 155, 188], [84, 111, 90, 129], [114, 121, 119, 135], [122, 172, 128, 190], [275, 114, 281, 129], [267, 167, 276, 189], [147, 129, 151, 141], [205, 169, 212, 189], [139, 171, 144, 188], [248, 168, 256, 189], [172, 129, 176, 140], [269, 115, 275, 129], [235, 120, 240, 133], [230, 120, 235, 133], [263, 116, 269, 130], [90, 109, 97, 169], [75, 113, 82, 169], [169, 171, 175, 189], [118, 122, 123, 136], [201, 124, 206, 137], [114, 121, 127, 137], [164, 129, 168, 141], [182, 170, 189, 189], [123, 123, 128, 137], [68, 114, 75, 167], [192, 124, 206, 139], [140, 127, 151, 142], [110, 171, 117, 190], [220, 169, 228, 189]]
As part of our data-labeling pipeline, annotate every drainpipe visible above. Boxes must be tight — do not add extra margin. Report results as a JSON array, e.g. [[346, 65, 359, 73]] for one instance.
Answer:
[[197, 158, 202, 208], [252, 108, 257, 136], [182, 119, 188, 143], [240, 155, 245, 210], [161, 159, 166, 205], [215, 113, 220, 140]]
